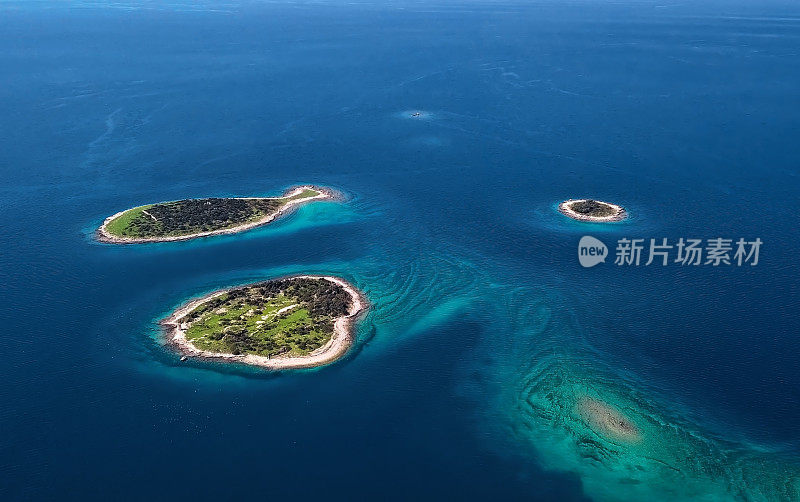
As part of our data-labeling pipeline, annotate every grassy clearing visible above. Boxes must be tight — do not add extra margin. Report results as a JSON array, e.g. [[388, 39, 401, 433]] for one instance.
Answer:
[[104, 205, 152, 236], [181, 278, 350, 358], [283, 188, 320, 201]]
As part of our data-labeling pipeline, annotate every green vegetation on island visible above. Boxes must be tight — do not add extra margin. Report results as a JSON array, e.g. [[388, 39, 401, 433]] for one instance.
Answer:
[[558, 198, 627, 222], [101, 187, 323, 241], [181, 277, 352, 358], [569, 199, 618, 217]]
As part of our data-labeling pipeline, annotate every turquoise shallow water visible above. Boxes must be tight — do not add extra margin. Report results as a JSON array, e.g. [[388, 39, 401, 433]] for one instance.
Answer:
[[1, 1, 799, 500]]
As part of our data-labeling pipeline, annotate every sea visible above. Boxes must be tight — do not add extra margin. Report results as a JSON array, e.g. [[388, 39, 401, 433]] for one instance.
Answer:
[[1, 1, 799, 500]]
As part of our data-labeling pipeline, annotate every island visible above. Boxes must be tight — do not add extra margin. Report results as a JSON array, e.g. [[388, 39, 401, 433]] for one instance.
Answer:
[[576, 397, 641, 443], [558, 199, 627, 222], [401, 109, 431, 120], [161, 276, 367, 370], [97, 185, 333, 243]]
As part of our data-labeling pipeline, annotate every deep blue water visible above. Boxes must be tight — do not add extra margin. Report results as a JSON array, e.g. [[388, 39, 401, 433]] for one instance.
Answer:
[[1, 1, 799, 500]]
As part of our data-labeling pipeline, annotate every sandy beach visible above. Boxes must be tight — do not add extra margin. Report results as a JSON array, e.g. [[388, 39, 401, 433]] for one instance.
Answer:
[[558, 199, 627, 223], [96, 185, 336, 244], [161, 275, 367, 370]]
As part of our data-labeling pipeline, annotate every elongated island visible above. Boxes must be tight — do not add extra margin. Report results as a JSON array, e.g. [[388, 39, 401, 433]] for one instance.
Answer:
[[162, 276, 367, 370], [558, 199, 627, 223], [97, 185, 333, 243]]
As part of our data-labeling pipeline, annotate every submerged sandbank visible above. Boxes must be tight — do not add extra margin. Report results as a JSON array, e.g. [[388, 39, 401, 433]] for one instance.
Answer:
[[576, 396, 641, 443]]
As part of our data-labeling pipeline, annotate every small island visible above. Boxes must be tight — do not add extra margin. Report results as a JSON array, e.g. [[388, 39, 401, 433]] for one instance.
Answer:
[[558, 199, 627, 222], [400, 109, 431, 120], [576, 397, 641, 443], [97, 185, 333, 243], [162, 276, 366, 370]]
